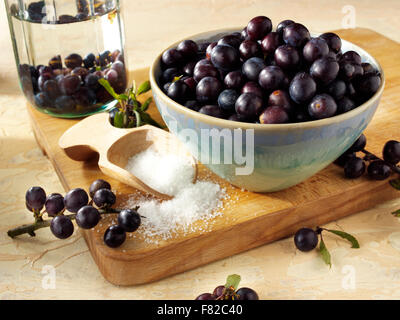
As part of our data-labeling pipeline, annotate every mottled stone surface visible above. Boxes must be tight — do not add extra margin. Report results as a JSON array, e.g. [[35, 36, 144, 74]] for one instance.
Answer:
[[0, 0, 400, 300]]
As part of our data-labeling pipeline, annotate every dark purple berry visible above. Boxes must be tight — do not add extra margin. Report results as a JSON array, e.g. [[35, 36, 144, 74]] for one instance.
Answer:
[[368, 160, 392, 181], [26, 186, 46, 211], [224, 71, 244, 89], [326, 80, 346, 100], [45, 193, 65, 217], [337, 96, 356, 114], [235, 93, 263, 119], [236, 287, 259, 300], [118, 209, 141, 232], [218, 35, 241, 48], [283, 23, 310, 47], [65, 53, 83, 69], [64, 188, 89, 213], [177, 40, 198, 59], [383, 140, 400, 165], [242, 57, 266, 82], [261, 32, 281, 55], [347, 134, 367, 153], [289, 72, 317, 104], [274, 45, 300, 70], [294, 228, 318, 252], [196, 77, 222, 103], [50, 216, 74, 239], [259, 106, 289, 124], [303, 38, 329, 63], [268, 90, 293, 113], [211, 44, 240, 71], [354, 74, 381, 99], [199, 105, 226, 119], [276, 19, 295, 37], [218, 89, 239, 112], [104, 225, 126, 248], [239, 40, 262, 60], [340, 50, 362, 65], [319, 33, 342, 53], [162, 48, 183, 67], [258, 66, 285, 91], [308, 94, 337, 119], [334, 152, 356, 167], [344, 157, 366, 179], [310, 57, 339, 85], [195, 293, 216, 300], [76, 206, 101, 229], [241, 81, 263, 97], [247, 16, 272, 40], [93, 189, 116, 209]]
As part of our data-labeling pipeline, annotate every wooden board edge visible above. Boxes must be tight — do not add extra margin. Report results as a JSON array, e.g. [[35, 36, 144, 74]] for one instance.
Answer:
[[82, 181, 398, 285]]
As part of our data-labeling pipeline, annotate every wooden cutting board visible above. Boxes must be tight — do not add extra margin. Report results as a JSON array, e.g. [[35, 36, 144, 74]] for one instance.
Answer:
[[28, 28, 400, 285]]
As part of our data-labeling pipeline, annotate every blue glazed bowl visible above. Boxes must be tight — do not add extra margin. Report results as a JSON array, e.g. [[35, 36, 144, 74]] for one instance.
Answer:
[[149, 29, 385, 192]]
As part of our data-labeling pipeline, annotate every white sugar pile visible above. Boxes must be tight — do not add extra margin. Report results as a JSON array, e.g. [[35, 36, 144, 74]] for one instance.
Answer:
[[125, 146, 195, 196], [124, 145, 226, 243]]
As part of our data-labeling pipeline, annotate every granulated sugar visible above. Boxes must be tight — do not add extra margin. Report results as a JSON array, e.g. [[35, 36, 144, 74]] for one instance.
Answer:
[[125, 146, 195, 197], [124, 146, 227, 243]]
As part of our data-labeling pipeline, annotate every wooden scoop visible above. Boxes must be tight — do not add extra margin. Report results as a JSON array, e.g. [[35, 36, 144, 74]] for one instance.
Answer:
[[59, 113, 197, 200]]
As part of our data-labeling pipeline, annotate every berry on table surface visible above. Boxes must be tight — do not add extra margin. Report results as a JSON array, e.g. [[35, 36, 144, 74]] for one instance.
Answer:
[[64, 188, 89, 213], [50, 215, 74, 239], [25, 186, 46, 211], [45, 193, 65, 217], [76, 205, 101, 229], [236, 287, 259, 300], [118, 209, 141, 232], [294, 228, 318, 252], [344, 157, 366, 179], [93, 188, 116, 209], [104, 225, 126, 248], [383, 140, 400, 165]]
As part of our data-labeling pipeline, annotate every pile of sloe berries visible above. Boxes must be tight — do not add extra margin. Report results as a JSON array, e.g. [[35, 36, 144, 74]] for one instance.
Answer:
[[159, 16, 381, 124]]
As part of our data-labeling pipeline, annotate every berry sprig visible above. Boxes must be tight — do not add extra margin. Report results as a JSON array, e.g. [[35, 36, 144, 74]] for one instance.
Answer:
[[335, 135, 400, 215], [195, 274, 259, 300], [294, 227, 360, 267], [335, 135, 400, 179], [99, 79, 164, 129], [7, 179, 144, 248]]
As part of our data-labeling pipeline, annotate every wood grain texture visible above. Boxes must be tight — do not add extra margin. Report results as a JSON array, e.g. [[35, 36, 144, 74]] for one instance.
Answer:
[[28, 28, 400, 285]]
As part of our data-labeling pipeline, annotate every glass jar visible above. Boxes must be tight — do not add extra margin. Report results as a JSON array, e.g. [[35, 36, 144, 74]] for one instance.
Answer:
[[5, 0, 128, 118]]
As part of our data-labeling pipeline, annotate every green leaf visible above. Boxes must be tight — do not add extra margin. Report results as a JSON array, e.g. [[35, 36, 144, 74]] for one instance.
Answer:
[[119, 93, 129, 101], [113, 111, 124, 128], [225, 274, 241, 291], [140, 112, 165, 129], [141, 97, 152, 112], [392, 209, 400, 217], [319, 238, 331, 268], [325, 229, 360, 249], [390, 179, 400, 190], [137, 81, 151, 95], [98, 78, 120, 101]]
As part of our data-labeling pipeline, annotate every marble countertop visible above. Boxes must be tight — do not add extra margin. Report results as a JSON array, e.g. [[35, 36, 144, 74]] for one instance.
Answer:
[[0, 0, 400, 300]]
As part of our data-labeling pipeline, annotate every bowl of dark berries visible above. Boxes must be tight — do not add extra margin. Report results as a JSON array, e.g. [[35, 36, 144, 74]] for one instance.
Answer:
[[149, 16, 384, 192]]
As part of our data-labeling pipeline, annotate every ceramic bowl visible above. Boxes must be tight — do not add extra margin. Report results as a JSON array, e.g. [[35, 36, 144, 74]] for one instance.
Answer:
[[149, 28, 385, 192]]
